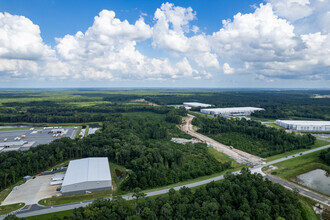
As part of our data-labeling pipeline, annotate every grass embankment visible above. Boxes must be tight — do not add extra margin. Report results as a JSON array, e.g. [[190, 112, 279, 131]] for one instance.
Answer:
[[268, 149, 330, 181], [299, 197, 319, 220], [39, 162, 127, 206], [0, 203, 25, 215], [24, 209, 74, 220], [207, 147, 239, 168], [141, 165, 246, 194], [265, 139, 329, 162], [0, 180, 24, 204], [38, 189, 112, 206], [84, 125, 90, 137]]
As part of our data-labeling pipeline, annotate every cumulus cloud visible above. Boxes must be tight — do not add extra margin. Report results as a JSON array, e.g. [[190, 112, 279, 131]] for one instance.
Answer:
[[0, 1, 329, 83], [211, 3, 330, 80], [153, 3, 220, 69], [0, 12, 54, 79], [55, 9, 202, 81]]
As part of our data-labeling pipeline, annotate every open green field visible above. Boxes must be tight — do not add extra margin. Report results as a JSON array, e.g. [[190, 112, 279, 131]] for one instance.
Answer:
[[266, 149, 330, 180], [0, 203, 25, 215], [265, 139, 329, 162]]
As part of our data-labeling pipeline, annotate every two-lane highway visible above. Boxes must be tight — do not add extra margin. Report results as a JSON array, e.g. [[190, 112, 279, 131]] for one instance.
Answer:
[[5, 143, 328, 219]]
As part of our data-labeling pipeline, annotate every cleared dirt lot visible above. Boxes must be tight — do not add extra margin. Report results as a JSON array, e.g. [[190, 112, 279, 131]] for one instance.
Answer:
[[2, 175, 60, 205]]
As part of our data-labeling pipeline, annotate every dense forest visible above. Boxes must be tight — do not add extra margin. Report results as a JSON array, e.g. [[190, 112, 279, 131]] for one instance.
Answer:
[[142, 90, 330, 120], [37, 169, 309, 220], [0, 109, 231, 191], [0, 90, 329, 124], [192, 116, 316, 157], [320, 148, 330, 165]]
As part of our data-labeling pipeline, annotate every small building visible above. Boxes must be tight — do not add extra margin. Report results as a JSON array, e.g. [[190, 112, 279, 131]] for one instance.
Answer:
[[201, 107, 264, 116], [183, 102, 212, 108], [275, 120, 330, 132], [61, 157, 112, 195]]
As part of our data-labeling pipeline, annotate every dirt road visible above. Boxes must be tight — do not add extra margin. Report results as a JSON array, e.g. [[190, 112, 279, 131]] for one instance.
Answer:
[[181, 114, 263, 164]]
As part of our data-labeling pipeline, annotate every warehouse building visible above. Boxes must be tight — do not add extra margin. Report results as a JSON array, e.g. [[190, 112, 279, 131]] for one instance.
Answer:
[[61, 157, 112, 195], [275, 120, 330, 132], [201, 107, 264, 116], [183, 102, 212, 108]]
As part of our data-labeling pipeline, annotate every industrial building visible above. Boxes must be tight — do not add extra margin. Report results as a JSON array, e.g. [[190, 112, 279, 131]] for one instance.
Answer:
[[275, 120, 330, 132], [201, 107, 264, 116], [183, 102, 212, 108], [61, 157, 112, 195]]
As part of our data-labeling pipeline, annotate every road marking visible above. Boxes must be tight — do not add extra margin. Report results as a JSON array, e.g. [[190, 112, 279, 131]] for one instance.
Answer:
[[27, 205, 32, 210]]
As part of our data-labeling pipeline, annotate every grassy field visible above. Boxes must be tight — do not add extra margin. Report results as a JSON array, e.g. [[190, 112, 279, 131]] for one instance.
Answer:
[[38, 189, 113, 206], [207, 147, 239, 167], [24, 209, 74, 220], [0, 203, 25, 215], [267, 149, 330, 181], [265, 139, 329, 162], [264, 122, 285, 129]]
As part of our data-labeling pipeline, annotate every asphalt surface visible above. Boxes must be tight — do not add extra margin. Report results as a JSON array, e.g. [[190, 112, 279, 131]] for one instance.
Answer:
[[3, 143, 327, 219], [0, 127, 77, 152]]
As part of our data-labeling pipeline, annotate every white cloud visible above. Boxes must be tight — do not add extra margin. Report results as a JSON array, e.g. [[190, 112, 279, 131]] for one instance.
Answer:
[[0, 2, 329, 84], [223, 63, 234, 74], [54, 9, 202, 81], [266, 0, 313, 21], [211, 3, 329, 80], [152, 3, 220, 69], [0, 12, 53, 60]]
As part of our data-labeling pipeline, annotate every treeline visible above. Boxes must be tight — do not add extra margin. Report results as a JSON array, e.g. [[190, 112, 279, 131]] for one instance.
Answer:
[[144, 90, 330, 120], [320, 148, 330, 165], [54, 169, 307, 220], [0, 110, 230, 191], [0, 101, 172, 123], [192, 116, 315, 157]]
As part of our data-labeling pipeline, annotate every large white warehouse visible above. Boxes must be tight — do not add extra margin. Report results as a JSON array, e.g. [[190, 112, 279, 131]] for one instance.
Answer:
[[183, 102, 212, 108], [275, 120, 330, 132], [61, 157, 112, 195], [201, 107, 264, 116]]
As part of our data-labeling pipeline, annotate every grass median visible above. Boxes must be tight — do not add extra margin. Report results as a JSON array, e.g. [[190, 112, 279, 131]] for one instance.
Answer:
[[265, 139, 329, 162], [0, 203, 25, 215]]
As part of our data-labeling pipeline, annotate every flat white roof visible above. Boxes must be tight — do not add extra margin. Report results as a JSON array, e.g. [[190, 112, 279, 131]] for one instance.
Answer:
[[202, 107, 264, 112], [183, 102, 212, 107], [62, 157, 111, 186], [276, 120, 330, 126]]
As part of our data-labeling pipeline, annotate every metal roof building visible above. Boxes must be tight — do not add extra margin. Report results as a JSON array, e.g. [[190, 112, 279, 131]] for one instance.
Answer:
[[61, 157, 112, 195], [275, 120, 330, 132], [201, 107, 264, 116], [183, 102, 212, 108]]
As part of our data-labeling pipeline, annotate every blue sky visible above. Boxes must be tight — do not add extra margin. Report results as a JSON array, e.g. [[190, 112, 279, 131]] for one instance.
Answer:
[[0, 0, 329, 88]]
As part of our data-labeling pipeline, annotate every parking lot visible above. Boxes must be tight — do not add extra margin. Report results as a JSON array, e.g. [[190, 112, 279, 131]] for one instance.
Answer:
[[0, 127, 77, 151], [1, 175, 61, 205]]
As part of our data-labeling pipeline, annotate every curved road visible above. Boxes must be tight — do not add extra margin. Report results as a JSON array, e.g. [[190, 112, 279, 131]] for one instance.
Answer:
[[2, 132, 330, 219]]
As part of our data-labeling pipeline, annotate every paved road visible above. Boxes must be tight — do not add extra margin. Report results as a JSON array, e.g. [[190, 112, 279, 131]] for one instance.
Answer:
[[4, 143, 328, 219]]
